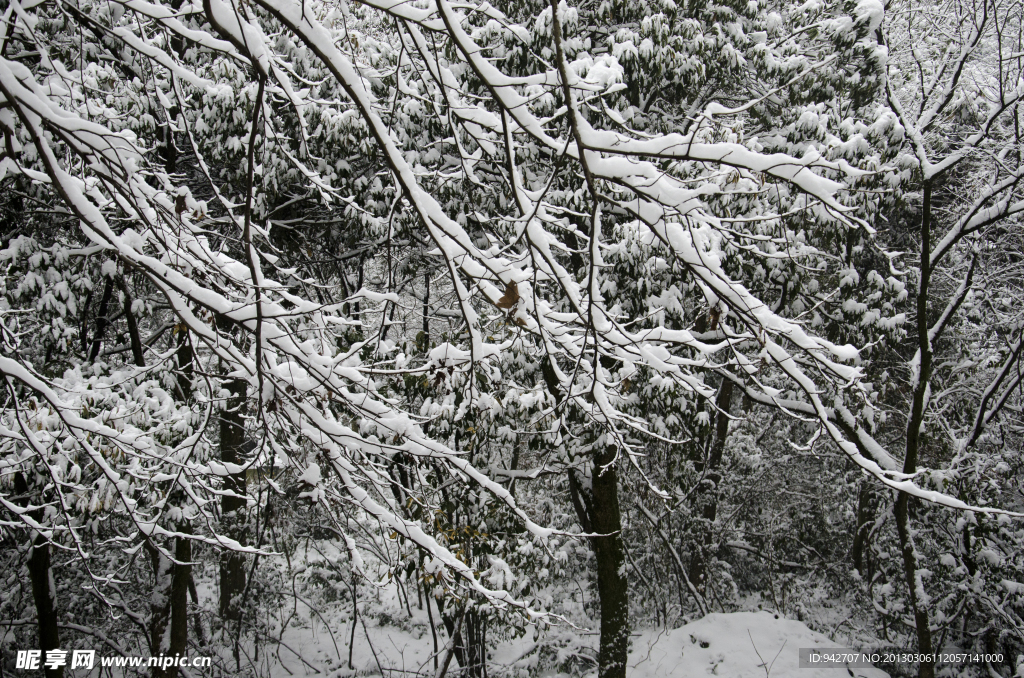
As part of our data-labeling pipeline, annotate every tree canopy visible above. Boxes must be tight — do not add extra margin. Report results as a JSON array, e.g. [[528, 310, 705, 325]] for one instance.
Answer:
[[1, 0, 1022, 674]]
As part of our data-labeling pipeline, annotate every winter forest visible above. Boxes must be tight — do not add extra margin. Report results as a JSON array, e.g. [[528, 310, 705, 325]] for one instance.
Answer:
[[0, 0, 1023, 672]]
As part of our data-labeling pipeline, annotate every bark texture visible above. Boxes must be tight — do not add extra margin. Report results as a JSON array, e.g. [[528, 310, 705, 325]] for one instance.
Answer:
[[688, 378, 733, 591], [15, 471, 63, 678], [590, 447, 629, 678], [219, 375, 248, 623]]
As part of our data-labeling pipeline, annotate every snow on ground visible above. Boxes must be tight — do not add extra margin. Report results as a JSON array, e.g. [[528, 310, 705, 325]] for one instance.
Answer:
[[268, 573, 438, 677], [265, 586, 890, 678], [629, 612, 889, 678], [243, 548, 887, 678]]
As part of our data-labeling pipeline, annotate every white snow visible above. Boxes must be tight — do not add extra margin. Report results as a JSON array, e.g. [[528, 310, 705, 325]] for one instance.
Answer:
[[298, 462, 322, 486], [628, 612, 889, 678], [269, 607, 893, 677]]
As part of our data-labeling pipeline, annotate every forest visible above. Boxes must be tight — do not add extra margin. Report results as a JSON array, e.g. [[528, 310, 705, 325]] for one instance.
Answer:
[[0, 0, 1022, 674]]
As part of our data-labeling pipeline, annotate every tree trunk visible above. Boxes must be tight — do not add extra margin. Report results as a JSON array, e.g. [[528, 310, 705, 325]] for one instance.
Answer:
[[148, 533, 191, 678], [688, 378, 733, 592], [899, 179, 934, 678], [895, 494, 933, 678], [422, 269, 430, 338], [852, 481, 874, 578], [189, 574, 208, 646], [169, 532, 192, 669], [119, 276, 146, 367], [87, 276, 114, 362], [175, 328, 193, 402], [443, 607, 486, 677], [147, 542, 173, 666], [15, 472, 63, 678], [591, 447, 629, 678], [149, 322, 192, 678], [28, 535, 62, 678], [219, 374, 248, 624]]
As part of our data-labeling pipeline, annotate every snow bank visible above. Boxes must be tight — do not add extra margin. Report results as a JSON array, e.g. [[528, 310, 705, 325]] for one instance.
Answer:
[[629, 612, 889, 678]]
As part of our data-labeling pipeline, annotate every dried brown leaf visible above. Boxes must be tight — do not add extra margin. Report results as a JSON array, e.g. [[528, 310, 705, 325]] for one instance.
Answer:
[[495, 280, 519, 309]]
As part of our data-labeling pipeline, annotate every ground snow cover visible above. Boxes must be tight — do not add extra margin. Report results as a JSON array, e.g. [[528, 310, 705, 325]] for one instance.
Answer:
[[255, 548, 883, 677], [628, 612, 889, 678], [266, 574, 888, 678]]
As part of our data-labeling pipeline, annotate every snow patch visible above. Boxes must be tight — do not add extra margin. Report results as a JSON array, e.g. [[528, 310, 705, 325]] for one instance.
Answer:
[[629, 612, 889, 678], [854, 0, 884, 32]]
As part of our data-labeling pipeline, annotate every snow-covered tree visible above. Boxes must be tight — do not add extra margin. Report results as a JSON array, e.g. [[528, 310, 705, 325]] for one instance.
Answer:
[[1, 0, 1021, 674]]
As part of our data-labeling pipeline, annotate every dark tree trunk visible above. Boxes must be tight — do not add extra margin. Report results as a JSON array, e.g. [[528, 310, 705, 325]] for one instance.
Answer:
[[188, 574, 208, 646], [688, 378, 733, 591], [853, 481, 874, 578], [79, 289, 93, 354], [895, 494, 933, 678], [119, 276, 146, 367], [590, 447, 629, 678], [443, 608, 487, 677], [219, 374, 248, 623], [165, 532, 192, 675], [567, 468, 593, 534], [899, 180, 934, 678], [88, 276, 114, 362], [566, 451, 628, 678], [175, 328, 193, 402], [467, 610, 486, 677], [147, 542, 173, 665], [28, 535, 62, 678], [422, 269, 430, 338], [147, 320, 192, 678], [15, 472, 62, 678], [147, 534, 191, 678]]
